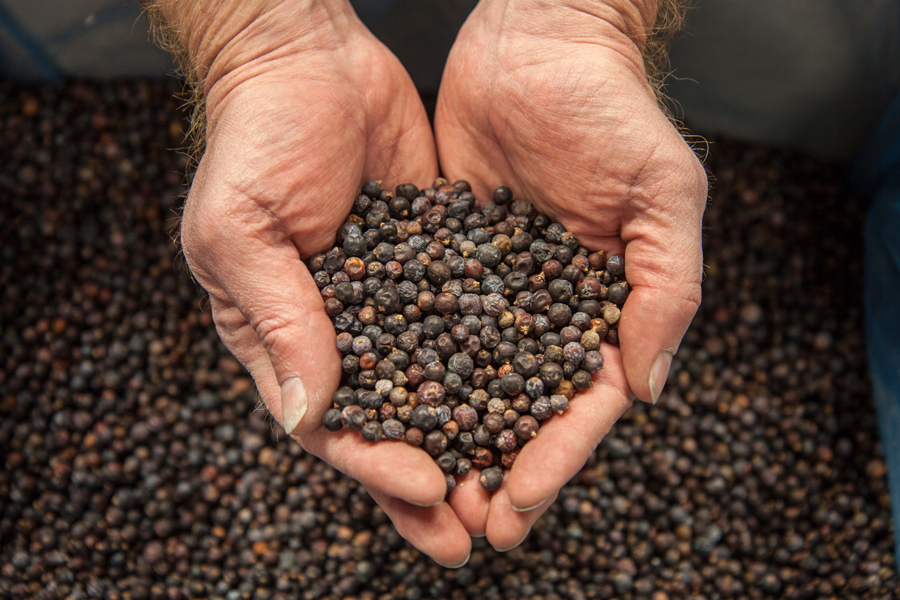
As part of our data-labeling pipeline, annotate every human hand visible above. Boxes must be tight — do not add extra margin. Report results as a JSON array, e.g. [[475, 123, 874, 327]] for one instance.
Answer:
[[434, 0, 707, 550], [155, 0, 472, 566]]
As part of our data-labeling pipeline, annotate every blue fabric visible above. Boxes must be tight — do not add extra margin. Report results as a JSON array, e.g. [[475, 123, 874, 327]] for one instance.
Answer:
[[0, 2, 59, 80], [861, 98, 900, 569], [866, 174, 900, 567], [853, 95, 900, 197]]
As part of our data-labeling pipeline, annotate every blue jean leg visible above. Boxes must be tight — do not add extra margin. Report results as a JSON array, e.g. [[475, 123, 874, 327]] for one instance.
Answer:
[[866, 168, 900, 566]]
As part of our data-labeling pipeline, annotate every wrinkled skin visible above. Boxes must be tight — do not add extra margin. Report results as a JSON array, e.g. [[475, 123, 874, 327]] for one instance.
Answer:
[[180, 8, 477, 567], [177, 0, 706, 566], [434, 1, 707, 551]]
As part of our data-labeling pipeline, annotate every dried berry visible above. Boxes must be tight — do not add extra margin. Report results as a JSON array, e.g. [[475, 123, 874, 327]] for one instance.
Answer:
[[311, 180, 628, 494], [549, 394, 570, 414], [494, 429, 519, 453], [341, 405, 367, 431], [322, 408, 343, 431], [479, 467, 504, 492], [31, 93, 854, 600], [409, 405, 438, 432], [360, 420, 384, 443], [423, 430, 448, 456], [606, 254, 625, 277]]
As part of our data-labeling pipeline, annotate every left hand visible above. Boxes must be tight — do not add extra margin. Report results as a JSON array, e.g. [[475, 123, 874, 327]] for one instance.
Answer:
[[167, 0, 475, 567]]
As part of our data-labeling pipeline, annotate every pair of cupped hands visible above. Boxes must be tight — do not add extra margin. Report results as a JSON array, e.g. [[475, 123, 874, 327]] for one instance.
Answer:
[[176, 0, 706, 567]]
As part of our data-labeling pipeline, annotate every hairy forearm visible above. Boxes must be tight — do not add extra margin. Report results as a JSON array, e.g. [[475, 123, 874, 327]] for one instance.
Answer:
[[518, 0, 660, 46], [144, 0, 359, 160], [147, 0, 353, 90], [489, 0, 686, 94], [593, 0, 688, 88]]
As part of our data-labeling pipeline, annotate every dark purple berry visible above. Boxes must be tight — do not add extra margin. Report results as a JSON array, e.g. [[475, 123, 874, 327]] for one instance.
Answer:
[[341, 405, 367, 431], [525, 376, 545, 399], [335, 332, 354, 353], [458, 293, 483, 316], [494, 429, 519, 453], [512, 352, 539, 378], [606, 254, 625, 277], [424, 361, 446, 382], [514, 415, 539, 440], [422, 315, 445, 339], [491, 185, 513, 205], [423, 430, 448, 456], [452, 405, 478, 431], [322, 408, 343, 431], [483, 413, 506, 435], [559, 325, 582, 346], [434, 292, 459, 314], [456, 458, 473, 477], [382, 419, 406, 441], [563, 342, 586, 364], [531, 289, 553, 313], [530, 397, 552, 420], [479, 467, 504, 492], [417, 381, 446, 407], [410, 405, 438, 432], [548, 303, 572, 327], [571, 370, 593, 391], [583, 350, 604, 373], [550, 394, 570, 414], [607, 281, 629, 304], [361, 420, 383, 443], [435, 452, 457, 474]]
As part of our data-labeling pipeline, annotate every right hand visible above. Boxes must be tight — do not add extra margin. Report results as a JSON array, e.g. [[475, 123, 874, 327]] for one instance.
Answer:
[[434, 0, 708, 552], [168, 0, 476, 567]]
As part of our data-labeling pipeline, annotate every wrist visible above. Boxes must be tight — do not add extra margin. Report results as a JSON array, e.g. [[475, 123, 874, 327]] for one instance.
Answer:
[[150, 0, 358, 93], [564, 0, 659, 48], [497, 0, 659, 49]]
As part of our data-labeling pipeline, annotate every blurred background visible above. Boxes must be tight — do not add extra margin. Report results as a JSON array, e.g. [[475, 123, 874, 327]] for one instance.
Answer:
[[1, 0, 898, 160]]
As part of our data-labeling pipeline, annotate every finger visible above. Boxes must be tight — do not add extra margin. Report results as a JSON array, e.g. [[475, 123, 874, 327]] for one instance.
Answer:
[[619, 151, 707, 403], [301, 430, 448, 507], [434, 79, 513, 204], [360, 34, 440, 189], [368, 490, 473, 568], [192, 237, 341, 438], [365, 86, 440, 191], [504, 344, 633, 512], [486, 486, 557, 552], [189, 191, 448, 506], [208, 295, 448, 507], [446, 470, 491, 537]]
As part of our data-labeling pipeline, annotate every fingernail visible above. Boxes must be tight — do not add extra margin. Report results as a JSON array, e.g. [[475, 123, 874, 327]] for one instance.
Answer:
[[281, 377, 308, 435], [649, 351, 673, 405], [494, 528, 531, 552], [437, 551, 471, 569], [511, 496, 548, 513]]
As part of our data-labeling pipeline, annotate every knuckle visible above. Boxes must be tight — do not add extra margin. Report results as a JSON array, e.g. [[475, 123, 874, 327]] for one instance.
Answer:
[[691, 164, 710, 211], [678, 152, 709, 212], [179, 208, 218, 268], [253, 315, 294, 353], [678, 283, 703, 317], [210, 304, 247, 346]]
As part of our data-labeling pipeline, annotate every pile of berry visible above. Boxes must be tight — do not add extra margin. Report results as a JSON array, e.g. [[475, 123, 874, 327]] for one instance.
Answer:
[[309, 179, 629, 492]]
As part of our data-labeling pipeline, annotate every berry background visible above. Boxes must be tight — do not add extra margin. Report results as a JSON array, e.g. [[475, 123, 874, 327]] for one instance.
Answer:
[[0, 81, 896, 599]]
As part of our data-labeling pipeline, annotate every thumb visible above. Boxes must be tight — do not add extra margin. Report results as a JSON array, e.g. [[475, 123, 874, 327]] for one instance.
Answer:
[[618, 177, 706, 404], [183, 209, 341, 436]]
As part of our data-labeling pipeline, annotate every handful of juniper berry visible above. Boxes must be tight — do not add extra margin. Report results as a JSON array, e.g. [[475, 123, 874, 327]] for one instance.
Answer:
[[309, 179, 629, 493]]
